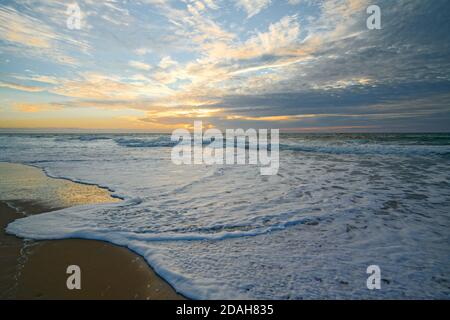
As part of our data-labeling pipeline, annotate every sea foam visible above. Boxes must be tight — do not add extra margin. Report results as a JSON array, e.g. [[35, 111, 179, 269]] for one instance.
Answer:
[[1, 133, 449, 299]]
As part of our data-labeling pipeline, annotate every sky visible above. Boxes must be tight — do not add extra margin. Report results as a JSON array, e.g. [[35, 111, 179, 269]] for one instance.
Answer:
[[0, 0, 449, 132]]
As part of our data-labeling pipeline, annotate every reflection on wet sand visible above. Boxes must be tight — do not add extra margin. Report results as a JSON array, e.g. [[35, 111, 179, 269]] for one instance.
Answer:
[[0, 162, 183, 300]]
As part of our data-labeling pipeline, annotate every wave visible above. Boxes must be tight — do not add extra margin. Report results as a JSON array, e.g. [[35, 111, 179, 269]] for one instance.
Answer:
[[279, 141, 450, 156], [113, 134, 450, 156], [114, 136, 218, 148], [2, 133, 450, 299], [114, 136, 177, 148], [54, 135, 112, 142]]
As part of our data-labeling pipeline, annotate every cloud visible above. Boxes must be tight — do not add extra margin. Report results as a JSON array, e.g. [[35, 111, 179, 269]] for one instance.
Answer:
[[135, 48, 152, 55], [150, 0, 236, 48], [159, 56, 178, 69], [13, 102, 63, 113], [12, 75, 59, 85], [129, 60, 152, 71], [203, 0, 219, 10], [0, 81, 47, 93], [204, 14, 301, 61], [0, 4, 89, 65], [1, 0, 450, 131], [235, 0, 272, 18], [0, 6, 53, 49]]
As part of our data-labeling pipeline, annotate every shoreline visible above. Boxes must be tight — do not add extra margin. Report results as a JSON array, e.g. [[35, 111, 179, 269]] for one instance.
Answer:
[[0, 162, 184, 300], [1, 160, 125, 201]]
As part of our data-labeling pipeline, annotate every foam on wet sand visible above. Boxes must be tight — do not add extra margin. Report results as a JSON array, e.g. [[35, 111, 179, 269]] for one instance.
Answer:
[[0, 162, 183, 300]]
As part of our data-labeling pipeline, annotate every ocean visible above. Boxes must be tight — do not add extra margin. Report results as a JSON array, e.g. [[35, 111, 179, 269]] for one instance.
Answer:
[[1, 133, 449, 299]]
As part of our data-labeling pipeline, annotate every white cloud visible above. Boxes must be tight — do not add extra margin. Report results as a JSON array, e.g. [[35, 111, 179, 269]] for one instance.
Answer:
[[287, 0, 304, 4], [135, 48, 152, 56], [159, 56, 178, 69], [0, 5, 87, 65], [203, 0, 219, 10], [235, 0, 271, 18], [129, 60, 152, 71]]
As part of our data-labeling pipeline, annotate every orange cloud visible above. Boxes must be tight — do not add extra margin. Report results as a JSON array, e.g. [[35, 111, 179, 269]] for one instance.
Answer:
[[14, 103, 63, 113], [0, 81, 47, 92]]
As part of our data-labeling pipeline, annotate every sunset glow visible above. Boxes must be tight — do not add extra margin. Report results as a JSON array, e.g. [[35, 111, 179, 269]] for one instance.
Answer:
[[0, 1, 449, 132]]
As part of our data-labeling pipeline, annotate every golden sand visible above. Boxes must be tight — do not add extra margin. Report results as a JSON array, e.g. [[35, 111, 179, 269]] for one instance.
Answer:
[[0, 162, 184, 300]]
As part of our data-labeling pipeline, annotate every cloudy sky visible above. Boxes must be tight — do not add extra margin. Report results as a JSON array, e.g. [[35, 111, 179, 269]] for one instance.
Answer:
[[0, 0, 449, 132]]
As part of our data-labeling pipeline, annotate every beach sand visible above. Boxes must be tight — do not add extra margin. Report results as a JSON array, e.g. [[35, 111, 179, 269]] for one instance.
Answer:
[[0, 162, 184, 300]]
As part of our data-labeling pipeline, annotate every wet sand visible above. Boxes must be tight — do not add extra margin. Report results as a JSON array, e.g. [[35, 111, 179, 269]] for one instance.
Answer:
[[0, 162, 184, 300]]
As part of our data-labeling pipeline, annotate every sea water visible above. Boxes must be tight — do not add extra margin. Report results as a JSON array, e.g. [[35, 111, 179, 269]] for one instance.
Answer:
[[1, 133, 449, 299]]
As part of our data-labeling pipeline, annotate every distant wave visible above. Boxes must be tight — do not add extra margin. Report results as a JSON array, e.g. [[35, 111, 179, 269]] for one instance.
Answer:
[[54, 135, 112, 142], [114, 136, 176, 148], [279, 141, 450, 156], [114, 136, 213, 148], [26, 133, 445, 157], [113, 136, 450, 156]]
